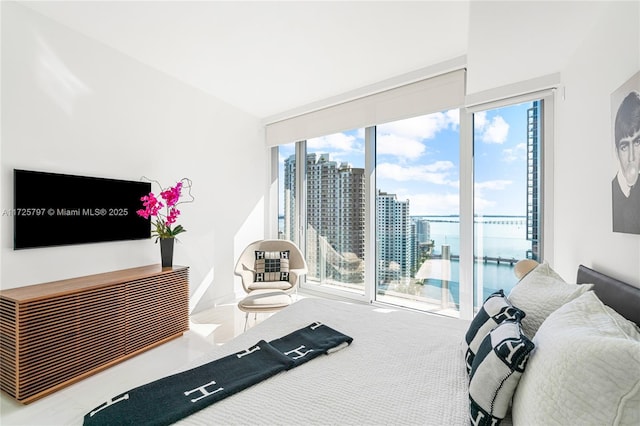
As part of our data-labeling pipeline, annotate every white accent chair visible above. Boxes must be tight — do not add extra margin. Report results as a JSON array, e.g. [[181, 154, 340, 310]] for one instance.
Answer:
[[235, 239, 308, 330]]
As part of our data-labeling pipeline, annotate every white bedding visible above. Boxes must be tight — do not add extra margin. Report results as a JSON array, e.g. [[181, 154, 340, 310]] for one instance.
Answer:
[[175, 297, 471, 425]]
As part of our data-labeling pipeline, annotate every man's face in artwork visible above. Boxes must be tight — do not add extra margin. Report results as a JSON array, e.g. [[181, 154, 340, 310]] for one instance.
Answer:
[[617, 128, 640, 187]]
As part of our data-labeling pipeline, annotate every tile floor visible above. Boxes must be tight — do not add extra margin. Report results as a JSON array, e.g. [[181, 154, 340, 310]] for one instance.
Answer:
[[0, 300, 272, 426]]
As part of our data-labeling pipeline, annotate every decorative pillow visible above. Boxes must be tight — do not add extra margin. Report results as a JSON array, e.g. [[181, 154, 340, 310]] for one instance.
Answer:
[[512, 291, 640, 425], [469, 320, 535, 426], [254, 250, 290, 282], [463, 289, 526, 374], [507, 262, 593, 339]]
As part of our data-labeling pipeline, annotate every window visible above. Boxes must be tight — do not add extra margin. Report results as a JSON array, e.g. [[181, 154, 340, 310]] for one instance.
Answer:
[[303, 130, 366, 295], [271, 69, 554, 319], [375, 112, 461, 315], [472, 98, 547, 309], [278, 142, 297, 242]]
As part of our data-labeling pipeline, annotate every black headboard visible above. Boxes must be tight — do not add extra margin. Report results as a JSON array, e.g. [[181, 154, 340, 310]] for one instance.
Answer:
[[577, 265, 640, 327]]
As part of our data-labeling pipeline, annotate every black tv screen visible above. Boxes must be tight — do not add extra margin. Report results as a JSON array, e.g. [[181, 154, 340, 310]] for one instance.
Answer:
[[14, 169, 151, 249]]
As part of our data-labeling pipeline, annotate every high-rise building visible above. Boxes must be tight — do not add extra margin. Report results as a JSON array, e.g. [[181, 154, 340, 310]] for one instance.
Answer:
[[526, 101, 541, 260], [285, 154, 419, 287], [282, 154, 297, 241], [413, 218, 433, 272], [415, 219, 431, 244], [376, 190, 412, 285], [285, 153, 365, 284]]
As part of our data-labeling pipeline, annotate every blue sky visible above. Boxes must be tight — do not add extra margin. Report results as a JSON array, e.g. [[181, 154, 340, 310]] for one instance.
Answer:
[[279, 102, 533, 217]]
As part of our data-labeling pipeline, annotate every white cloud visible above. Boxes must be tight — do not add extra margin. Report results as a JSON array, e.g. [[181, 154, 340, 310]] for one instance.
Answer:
[[424, 161, 455, 172], [377, 161, 456, 185], [305, 110, 460, 163], [400, 180, 512, 215], [378, 110, 459, 141], [502, 149, 517, 163], [446, 109, 460, 127], [398, 191, 500, 216], [473, 180, 512, 213], [474, 111, 487, 129], [403, 192, 459, 216], [307, 132, 362, 153], [474, 195, 496, 213], [502, 142, 527, 162], [483, 116, 509, 144], [375, 110, 460, 160], [472, 180, 512, 214], [399, 178, 510, 215], [474, 113, 509, 144], [475, 180, 513, 191], [377, 134, 425, 160]]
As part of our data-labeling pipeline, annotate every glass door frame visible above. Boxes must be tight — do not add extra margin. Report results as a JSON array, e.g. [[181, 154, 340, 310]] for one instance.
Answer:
[[465, 90, 555, 313]]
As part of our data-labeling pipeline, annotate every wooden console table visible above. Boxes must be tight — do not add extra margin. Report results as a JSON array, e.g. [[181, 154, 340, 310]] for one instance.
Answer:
[[0, 265, 189, 403]]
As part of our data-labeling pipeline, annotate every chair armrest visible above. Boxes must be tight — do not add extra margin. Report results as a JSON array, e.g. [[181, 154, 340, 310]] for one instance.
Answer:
[[236, 263, 255, 293], [288, 268, 307, 287]]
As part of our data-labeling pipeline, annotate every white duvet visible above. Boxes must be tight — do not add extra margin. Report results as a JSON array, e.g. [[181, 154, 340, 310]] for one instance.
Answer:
[[175, 297, 471, 425]]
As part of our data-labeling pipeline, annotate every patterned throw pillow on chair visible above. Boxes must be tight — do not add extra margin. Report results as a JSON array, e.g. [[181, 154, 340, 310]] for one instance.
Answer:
[[254, 250, 290, 282]]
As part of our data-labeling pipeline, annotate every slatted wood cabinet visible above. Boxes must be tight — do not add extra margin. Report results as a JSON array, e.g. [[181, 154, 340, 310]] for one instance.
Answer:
[[0, 265, 189, 403]]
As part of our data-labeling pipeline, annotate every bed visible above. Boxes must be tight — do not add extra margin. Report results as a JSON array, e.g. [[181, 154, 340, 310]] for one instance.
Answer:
[[85, 264, 640, 426]]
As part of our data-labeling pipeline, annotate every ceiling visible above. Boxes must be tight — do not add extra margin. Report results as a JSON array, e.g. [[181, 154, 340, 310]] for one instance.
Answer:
[[21, 1, 470, 119]]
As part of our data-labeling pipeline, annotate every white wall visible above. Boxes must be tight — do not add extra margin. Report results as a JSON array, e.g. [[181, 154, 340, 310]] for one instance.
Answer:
[[466, 1, 611, 95], [2, 0, 639, 309], [467, 1, 640, 286], [0, 2, 267, 311], [554, 1, 640, 285]]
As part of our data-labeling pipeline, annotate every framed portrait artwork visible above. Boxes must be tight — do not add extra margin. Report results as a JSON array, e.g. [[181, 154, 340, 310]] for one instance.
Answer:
[[611, 71, 640, 235]]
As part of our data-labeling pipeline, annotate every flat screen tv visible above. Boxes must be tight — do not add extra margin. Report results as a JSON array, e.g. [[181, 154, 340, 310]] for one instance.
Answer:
[[14, 169, 151, 249]]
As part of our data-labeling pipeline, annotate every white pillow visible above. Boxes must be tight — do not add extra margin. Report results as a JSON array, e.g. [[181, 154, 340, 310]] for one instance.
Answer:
[[507, 262, 593, 338], [511, 291, 640, 425]]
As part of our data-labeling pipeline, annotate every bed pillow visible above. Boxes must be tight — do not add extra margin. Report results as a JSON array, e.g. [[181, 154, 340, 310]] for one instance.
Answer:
[[469, 320, 534, 426], [507, 262, 593, 338], [463, 290, 525, 374], [254, 250, 290, 282], [512, 291, 640, 425]]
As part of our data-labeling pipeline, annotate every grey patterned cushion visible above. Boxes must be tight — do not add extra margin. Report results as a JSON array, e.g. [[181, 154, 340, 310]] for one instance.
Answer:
[[254, 250, 290, 282], [463, 290, 525, 375], [469, 320, 534, 426]]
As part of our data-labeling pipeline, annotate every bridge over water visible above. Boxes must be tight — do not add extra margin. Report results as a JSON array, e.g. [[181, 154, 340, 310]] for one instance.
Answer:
[[424, 218, 526, 226], [430, 253, 521, 266]]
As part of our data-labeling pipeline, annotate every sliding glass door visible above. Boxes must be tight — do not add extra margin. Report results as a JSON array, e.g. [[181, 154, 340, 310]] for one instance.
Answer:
[[375, 111, 461, 315], [472, 98, 547, 308], [274, 80, 552, 318], [288, 130, 367, 296]]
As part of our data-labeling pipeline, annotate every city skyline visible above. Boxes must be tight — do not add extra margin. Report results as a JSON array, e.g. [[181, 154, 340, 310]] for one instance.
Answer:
[[279, 121, 536, 303]]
